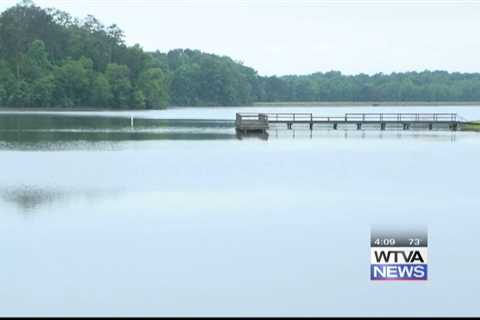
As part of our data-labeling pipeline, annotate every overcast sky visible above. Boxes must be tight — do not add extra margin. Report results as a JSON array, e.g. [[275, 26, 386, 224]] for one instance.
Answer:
[[1, 0, 480, 76]]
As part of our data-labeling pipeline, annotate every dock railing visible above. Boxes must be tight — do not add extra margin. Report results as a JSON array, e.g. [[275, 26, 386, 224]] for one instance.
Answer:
[[344, 113, 457, 122], [245, 112, 458, 123]]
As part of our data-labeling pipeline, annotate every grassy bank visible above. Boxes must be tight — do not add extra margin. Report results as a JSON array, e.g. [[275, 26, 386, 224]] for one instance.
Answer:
[[462, 122, 480, 132]]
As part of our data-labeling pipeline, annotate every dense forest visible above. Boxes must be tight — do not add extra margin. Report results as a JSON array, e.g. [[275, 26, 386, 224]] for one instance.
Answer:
[[1, 1, 480, 109], [0, 1, 260, 108]]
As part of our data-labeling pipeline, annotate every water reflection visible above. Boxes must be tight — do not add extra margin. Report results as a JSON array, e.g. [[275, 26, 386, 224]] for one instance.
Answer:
[[266, 128, 459, 142], [0, 185, 121, 213], [0, 130, 236, 151], [0, 186, 66, 212], [0, 113, 233, 130], [235, 131, 269, 141], [0, 114, 237, 150]]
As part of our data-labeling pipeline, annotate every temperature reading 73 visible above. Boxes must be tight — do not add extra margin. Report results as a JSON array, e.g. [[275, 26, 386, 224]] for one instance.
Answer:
[[409, 238, 422, 246]]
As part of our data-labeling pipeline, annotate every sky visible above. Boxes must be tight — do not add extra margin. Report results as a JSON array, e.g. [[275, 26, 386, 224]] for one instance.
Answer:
[[1, 0, 480, 76]]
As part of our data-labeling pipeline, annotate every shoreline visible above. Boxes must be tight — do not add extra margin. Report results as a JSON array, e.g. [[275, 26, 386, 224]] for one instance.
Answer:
[[1, 101, 480, 112], [253, 101, 480, 107]]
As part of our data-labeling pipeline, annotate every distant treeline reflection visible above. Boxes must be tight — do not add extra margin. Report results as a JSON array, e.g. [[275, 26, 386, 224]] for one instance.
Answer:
[[0, 114, 235, 149], [0, 114, 232, 130]]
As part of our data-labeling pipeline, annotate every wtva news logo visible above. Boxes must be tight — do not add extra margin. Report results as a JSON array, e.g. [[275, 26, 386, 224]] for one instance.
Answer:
[[370, 227, 428, 281]]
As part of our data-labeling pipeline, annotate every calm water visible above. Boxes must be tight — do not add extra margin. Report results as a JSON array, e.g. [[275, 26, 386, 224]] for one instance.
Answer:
[[1, 106, 480, 316]]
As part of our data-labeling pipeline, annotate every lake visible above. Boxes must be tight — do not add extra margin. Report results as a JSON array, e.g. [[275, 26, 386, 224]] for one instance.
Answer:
[[1, 105, 480, 316]]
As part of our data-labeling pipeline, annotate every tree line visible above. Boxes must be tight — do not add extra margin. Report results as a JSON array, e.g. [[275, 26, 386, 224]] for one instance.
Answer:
[[260, 71, 480, 102], [1, 1, 480, 109]]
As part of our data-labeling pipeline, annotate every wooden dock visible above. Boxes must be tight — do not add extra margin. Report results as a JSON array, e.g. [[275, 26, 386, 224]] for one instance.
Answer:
[[236, 112, 470, 133], [235, 113, 269, 134]]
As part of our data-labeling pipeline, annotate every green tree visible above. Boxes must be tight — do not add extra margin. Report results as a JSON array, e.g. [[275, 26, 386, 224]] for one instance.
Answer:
[[30, 74, 55, 107], [105, 63, 132, 108], [0, 60, 15, 105], [117, 44, 149, 81], [170, 64, 200, 106], [0, 1, 59, 78], [22, 40, 51, 81], [131, 90, 146, 109], [91, 73, 113, 107], [137, 68, 169, 108], [52, 58, 91, 107], [8, 80, 31, 107]]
